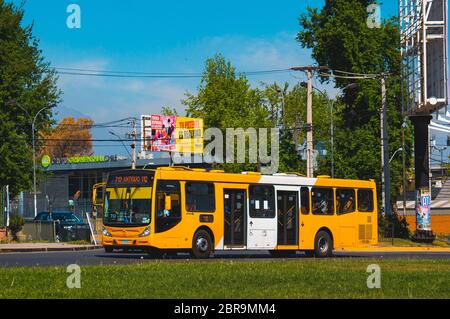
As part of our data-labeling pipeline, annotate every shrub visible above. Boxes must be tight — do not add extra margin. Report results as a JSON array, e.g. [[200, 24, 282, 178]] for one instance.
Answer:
[[379, 213, 411, 239], [8, 215, 24, 241]]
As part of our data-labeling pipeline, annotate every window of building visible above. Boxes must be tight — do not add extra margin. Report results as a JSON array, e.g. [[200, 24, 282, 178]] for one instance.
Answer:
[[301, 187, 310, 215], [336, 189, 356, 215], [311, 187, 334, 215], [357, 189, 374, 212], [185, 182, 215, 212], [155, 181, 181, 233], [249, 185, 275, 218]]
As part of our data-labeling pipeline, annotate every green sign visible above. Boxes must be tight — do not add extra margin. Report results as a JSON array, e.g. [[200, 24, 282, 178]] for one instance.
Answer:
[[67, 156, 106, 164], [41, 155, 51, 168]]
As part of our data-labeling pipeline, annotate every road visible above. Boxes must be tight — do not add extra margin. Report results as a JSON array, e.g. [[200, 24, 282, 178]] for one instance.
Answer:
[[0, 249, 449, 267]]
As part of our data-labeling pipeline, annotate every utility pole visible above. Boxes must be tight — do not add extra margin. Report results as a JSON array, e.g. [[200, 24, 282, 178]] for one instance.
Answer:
[[290, 66, 327, 178], [402, 120, 407, 217], [330, 100, 334, 178], [306, 70, 314, 178], [131, 119, 137, 169], [380, 74, 391, 216], [6, 185, 10, 227]]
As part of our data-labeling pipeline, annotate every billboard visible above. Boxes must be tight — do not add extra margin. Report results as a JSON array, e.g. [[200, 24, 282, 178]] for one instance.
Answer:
[[149, 114, 177, 152], [141, 114, 203, 154], [175, 117, 204, 154], [400, 0, 448, 114], [141, 115, 152, 152]]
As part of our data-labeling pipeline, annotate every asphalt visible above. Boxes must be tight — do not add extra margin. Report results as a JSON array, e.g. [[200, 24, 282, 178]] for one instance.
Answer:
[[0, 249, 449, 267]]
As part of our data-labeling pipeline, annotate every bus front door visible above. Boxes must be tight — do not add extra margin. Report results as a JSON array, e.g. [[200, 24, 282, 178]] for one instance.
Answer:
[[224, 189, 246, 247]]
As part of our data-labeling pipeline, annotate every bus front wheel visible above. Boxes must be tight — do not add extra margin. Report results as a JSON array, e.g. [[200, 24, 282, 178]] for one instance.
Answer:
[[314, 230, 333, 258], [192, 230, 213, 259]]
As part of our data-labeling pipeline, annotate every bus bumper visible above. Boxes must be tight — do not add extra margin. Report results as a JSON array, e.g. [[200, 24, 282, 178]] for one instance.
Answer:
[[102, 236, 151, 248]]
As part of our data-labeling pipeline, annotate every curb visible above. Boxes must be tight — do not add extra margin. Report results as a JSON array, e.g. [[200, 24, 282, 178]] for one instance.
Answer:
[[0, 245, 102, 254]]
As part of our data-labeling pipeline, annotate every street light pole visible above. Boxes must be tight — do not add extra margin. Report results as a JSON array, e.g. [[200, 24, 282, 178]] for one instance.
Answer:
[[109, 131, 133, 164], [31, 106, 51, 217], [13, 102, 52, 218], [389, 147, 403, 164]]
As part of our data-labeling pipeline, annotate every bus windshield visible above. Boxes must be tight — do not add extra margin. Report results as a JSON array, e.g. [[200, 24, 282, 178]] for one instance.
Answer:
[[104, 187, 151, 226], [103, 170, 154, 227]]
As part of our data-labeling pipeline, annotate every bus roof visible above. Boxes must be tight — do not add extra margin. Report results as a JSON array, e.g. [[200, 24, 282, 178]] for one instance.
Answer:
[[112, 167, 377, 189]]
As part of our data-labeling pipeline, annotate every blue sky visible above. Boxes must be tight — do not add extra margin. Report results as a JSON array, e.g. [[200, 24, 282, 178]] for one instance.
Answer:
[[11, 0, 399, 156]]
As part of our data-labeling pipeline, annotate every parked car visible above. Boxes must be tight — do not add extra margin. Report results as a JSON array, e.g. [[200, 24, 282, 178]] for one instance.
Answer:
[[34, 211, 90, 242]]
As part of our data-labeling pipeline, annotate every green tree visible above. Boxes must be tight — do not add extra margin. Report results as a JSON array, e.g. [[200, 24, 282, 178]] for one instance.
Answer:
[[0, 1, 60, 196], [261, 82, 334, 175], [297, 0, 413, 208], [183, 54, 272, 172], [160, 105, 179, 116]]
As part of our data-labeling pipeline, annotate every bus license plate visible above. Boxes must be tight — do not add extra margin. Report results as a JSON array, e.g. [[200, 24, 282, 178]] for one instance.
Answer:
[[122, 240, 130, 245]]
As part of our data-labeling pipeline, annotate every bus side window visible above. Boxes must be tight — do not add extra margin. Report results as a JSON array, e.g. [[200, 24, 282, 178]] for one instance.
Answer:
[[185, 182, 215, 212], [336, 189, 355, 215], [358, 189, 374, 212], [155, 181, 181, 233], [311, 187, 334, 215], [249, 185, 275, 218], [300, 187, 310, 214]]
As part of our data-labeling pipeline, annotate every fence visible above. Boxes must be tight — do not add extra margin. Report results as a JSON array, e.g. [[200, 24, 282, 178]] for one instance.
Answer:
[[21, 219, 91, 242], [22, 220, 56, 241]]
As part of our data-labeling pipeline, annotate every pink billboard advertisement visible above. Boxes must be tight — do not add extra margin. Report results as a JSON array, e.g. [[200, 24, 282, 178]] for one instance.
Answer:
[[149, 114, 176, 152]]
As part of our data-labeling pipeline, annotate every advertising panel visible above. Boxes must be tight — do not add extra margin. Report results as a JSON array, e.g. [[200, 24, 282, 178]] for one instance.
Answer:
[[149, 114, 177, 152], [140, 114, 203, 154], [175, 117, 204, 154], [141, 115, 152, 152], [416, 188, 431, 231]]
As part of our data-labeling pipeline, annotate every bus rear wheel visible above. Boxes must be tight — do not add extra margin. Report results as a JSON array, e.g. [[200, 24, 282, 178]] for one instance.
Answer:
[[314, 230, 333, 258], [192, 229, 213, 259]]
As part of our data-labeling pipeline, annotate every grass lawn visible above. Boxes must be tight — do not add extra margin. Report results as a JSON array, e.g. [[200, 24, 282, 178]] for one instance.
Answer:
[[0, 258, 449, 299]]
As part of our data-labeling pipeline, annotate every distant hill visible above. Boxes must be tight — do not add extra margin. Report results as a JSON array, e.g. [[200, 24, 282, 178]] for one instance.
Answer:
[[53, 105, 92, 122]]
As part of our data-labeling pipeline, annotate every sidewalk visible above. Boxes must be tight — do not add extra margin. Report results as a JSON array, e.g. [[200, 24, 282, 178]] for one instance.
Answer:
[[339, 246, 450, 253], [0, 242, 102, 253]]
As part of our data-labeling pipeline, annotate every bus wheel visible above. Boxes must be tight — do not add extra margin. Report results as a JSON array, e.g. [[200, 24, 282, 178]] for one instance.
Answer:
[[104, 246, 113, 253], [192, 229, 213, 259], [314, 230, 333, 258]]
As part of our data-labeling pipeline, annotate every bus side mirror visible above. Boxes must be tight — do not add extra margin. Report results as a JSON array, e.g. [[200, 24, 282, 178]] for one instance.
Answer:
[[165, 195, 172, 211]]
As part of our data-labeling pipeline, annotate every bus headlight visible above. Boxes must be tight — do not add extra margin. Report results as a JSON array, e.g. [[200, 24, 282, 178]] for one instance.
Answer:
[[102, 227, 112, 237], [138, 226, 150, 237]]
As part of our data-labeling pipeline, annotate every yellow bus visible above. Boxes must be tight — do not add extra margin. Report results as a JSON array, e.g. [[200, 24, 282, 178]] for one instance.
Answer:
[[92, 182, 106, 218], [101, 167, 377, 258]]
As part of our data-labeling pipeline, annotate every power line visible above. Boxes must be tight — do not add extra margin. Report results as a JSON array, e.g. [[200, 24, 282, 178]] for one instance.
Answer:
[[54, 68, 292, 79]]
